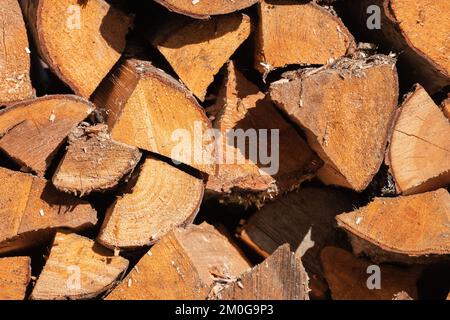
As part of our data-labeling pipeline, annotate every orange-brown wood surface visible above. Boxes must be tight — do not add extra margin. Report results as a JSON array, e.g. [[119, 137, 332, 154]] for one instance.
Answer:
[[0, 257, 31, 300]]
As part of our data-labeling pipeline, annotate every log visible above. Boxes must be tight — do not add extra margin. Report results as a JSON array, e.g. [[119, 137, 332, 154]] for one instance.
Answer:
[[255, 0, 355, 74], [152, 13, 252, 101], [270, 54, 399, 191], [442, 97, 450, 119], [216, 244, 310, 300], [97, 156, 205, 249], [154, 0, 259, 19], [106, 223, 251, 300], [20, 0, 132, 98], [52, 124, 142, 196], [206, 62, 321, 205], [321, 247, 421, 300], [387, 84, 450, 195], [0, 95, 95, 177], [92, 59, 215, 175], [0, 256, 31, 300], [31, 232, 128, 300], [239, 187, 355, 299], [0, 0, 34, 105], [0, 167, 97, 255], [336, 189, 450, 263]]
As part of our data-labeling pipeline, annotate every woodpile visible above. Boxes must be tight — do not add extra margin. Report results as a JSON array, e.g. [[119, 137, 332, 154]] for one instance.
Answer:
[[0, 0, 448, 301]]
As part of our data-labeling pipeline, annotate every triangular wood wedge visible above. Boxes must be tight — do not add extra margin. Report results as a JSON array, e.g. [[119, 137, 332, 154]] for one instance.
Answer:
[[0, 257, 31, 300], [31, 232, 128, 300], [337, 189, 450, 263]]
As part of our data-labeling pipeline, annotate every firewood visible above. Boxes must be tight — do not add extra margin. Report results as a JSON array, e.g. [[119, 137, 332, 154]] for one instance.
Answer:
[[0, 257, 31, 300], [31, 232, 128, 300], [239, 187, 355, 299], [52, 124, 142, 196], [20, 0, 132, 98], [270, 54, 398, 191], [0, 95, 95, 177], [216, 244, 310, 300], [92, 59, 215, 175], [97, 156, 205, 249], [0, 0, 34, 105], [387, 85, 450, 195], [255, 0, 355, 74], [442, 98, 450, 119], [321, 247, 421, 300], [336, 189, 450, 263], [206, 62, 320, 205], [154, 0, 259, 19], [152, 14, 252, 101], [106, 223, 251, 300]]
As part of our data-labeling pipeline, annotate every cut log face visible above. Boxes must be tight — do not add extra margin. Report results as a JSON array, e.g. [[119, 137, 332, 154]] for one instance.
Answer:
[[0, 167, 97, 254], [52, 125, 142, 196], [0, 0, 34, 105], [270, 55, 399, 191], [152, 14, 252, 101], [97, 156, 205, 249], [106, 223, 251, 300], [0, 257, 31, 300], [154, 0, 259, 19], [217, 244, 310, 300], [93, 59, 215, 175], [388, 85, 450, 195], [321, 247, 421, 300], [31, 232, 128, 300], [336, 189, 450, 263], [20, 0, 132, 98], [255, 0, 355, 73], [239, 187, 355, 299], [0, 95, 95, 177]]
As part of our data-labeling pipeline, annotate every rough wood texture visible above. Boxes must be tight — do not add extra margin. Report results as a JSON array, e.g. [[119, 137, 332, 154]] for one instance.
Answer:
[[270, 55, 398, 191], [53, 124, 142, 196], [0, 257, 31, 300], [442, 98, 450, 119], [321, 247, 421, 300], [217, 244, 309, 300], [107, 223, 251, 300], [154, 0, 259, 19], [152, 14, 252, 101], [255, 0, 355, 73], [31, 232, 128, 300], [0, 0, 34, 105], [0, 95, 94, 177], [97, 156, 205, 249], [93, 59, 215, 175], [0, 167, 97, 254], [239, 187, 355, 299], [337, 189, 450, 263], [20, 0, 132, 98], [387, 85, 450, 195]]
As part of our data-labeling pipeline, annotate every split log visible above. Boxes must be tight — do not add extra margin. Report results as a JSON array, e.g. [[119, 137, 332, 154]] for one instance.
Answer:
[[442, 97, 450, 119], [255, 0, 355, 74], [0, 0, 34, 105], [336, 189, 450, 263], [154, 0, 259, 19], [270, 54, 399, 191], [31, 232, 128, 300], [106, 223, 251, 300], [20, 0, 132, 98], [239, 187, 355, 299], [152, 14, 252, 101], [0, 95, 94, 177], [97, 156, 205, 249], [52, 124, 142, 196], [92, 59, 215, 175], [387, 84, 450, 195], [0, 167, 97, 255], [216, 244, 310, 300], [321, 247, 421, 300], [206, 62, 321, 205], [0, 257, 31, 300]]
